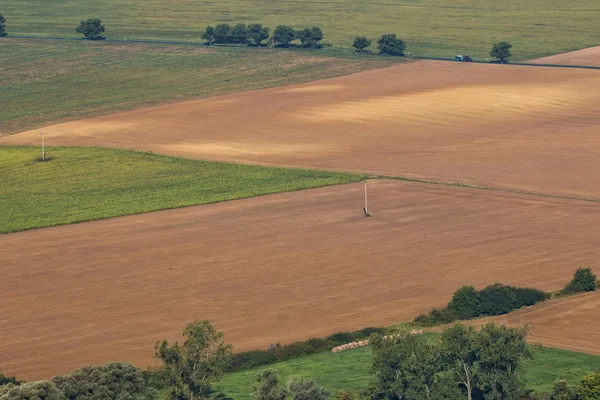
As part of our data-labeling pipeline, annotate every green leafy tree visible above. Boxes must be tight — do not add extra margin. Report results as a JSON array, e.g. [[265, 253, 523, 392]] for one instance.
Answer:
[[213, 23, 232, 44], [551, 379, 576, 400], [0, 15, 7, 37], [368, 330, 441, 399], [440, 324, 479, 400], [247, 24, 270, 46], [288, 378, 329, 400], [352, 36, 371, 52], [201, 26, 215, 45], [476, 323, 533, 399], [76, 18, 105, 40], [273, 25, 296, 47], [448, 286, 480, 320], [577, 370, 600, 400], [231, 23, 248, 44], [298, 26, 323, 48], [52, 362, 157, 399], [490, 42, 512, 63], [0, 381, 64, 400], [0, 372, 19, 387], [562, 267, 597, 295], [155, 320, 232, 400], [377, 34, 406, 56], [251, 370, 288, 400]]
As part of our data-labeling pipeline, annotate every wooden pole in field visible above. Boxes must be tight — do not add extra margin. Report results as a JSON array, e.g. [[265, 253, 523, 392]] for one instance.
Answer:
[[41, 129, 45, 160], [364, 182, 368, 215]]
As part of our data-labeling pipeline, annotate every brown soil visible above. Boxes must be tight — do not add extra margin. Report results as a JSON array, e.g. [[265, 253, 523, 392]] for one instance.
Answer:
[[2, 61, 599, 199], [1, 179, 599, 380], [530, 46, 600, 67], [430, 291, 600, 356]]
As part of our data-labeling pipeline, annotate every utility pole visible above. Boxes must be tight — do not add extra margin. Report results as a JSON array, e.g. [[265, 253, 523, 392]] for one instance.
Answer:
[[364, 182, 368, 215]]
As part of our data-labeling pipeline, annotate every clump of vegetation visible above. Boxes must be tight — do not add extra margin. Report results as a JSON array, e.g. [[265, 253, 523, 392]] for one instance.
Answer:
[[273, 25, 296, 47], [352, 36, 371, 52], [0, 14, 7, 37], [76, 18, 105, 40], [201, 23, 324, 48], [0, 373, 19, 387], [490, 41, 513, 63], [377, 33, 406, 56], [251, 369, 288, 400], [561, 267, 597, 295], [539, 370, 600, 400]]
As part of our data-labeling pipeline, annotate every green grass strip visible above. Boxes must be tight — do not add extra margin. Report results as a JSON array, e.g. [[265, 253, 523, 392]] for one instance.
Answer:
[[0, 146, 365, 234]]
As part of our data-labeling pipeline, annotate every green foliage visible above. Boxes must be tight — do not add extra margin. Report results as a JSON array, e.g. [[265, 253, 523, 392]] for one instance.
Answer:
[[0, 372, 19, 387], [0, 14, 6, 37], [288, 377, 330, 400], [414, 308, 458, 326], [251, 370, 288, 400], [75, 18, 105, 40], [448, 286, 480, 320], [562, 267, 597, 295], [336, 389, 355, 400], [298, 26, 324, 48], [352, 36, 371, 52], [155, 320, 233, 399], [273, 25, 296, 47], [0, 380, 64, 400], [201, 26, 214, 45], [247, 24, 269, 46], [52, 363, 157, 400], [0, 147, 364, 233], [440, 324, 478, 400], [213, 23, 232, 44], [550, 379, 575, 400], [490, 41, 513, 62], [477, 283, 520, 316], [230, 23, 248, 44], [377, 34, 406, 56], [578, 370, 600, 400]]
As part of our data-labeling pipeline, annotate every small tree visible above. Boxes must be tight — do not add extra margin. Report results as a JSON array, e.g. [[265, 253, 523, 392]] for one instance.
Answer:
[[490, 41, 512, 63], [336, 389, 355, 400], [201, 26, 215, 45], [448, 285, 480, 320], [213, 23, 232, 44], [155, 320, 233, 400], [288, 378, 329, 400], [247, 24, 269, 46], [273, 25, 296, 47], [352, 36, 371, 52], [562, 267, 597, 295], [0, 381, 64, 400], [578, 370, 600, 400], [251, 370, 288, 400], [551, 379, 576, 400], [440, 324, 479, 400], [230, 23, 248, 44], [0, 15, 7, 37], [377, 34, 406, 56], [76, 18, 105, 40], [298, 26, 323, 48], [0, 373, 19, 387]]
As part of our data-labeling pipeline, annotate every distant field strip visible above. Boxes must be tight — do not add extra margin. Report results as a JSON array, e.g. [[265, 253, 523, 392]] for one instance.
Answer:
[[2, 0, 599, 59], [0, 39, 397, 134], [2, 179, 599, 380], [0, 146, 363, 233]]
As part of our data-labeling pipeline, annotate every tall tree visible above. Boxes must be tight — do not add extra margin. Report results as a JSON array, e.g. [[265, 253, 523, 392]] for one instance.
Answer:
[[155, 320, 232, 400], [76, 18, 105, 40], [490, 42, 512, 63], [247, 24, 270, 46], [273, 25, 296, 47], [562, 267, 597, 294], [377, 34, 406, 56], [440, 324, 479, 400], [251, 370, 288, 400], [0, 15, 7, 37], [201, 26, 215, 45], [448, 286, 480, 320], [353, 36, 371, 52], [298, 26, 323, 48], [213, 23, 232, 44], [230, 23, 248, 44]]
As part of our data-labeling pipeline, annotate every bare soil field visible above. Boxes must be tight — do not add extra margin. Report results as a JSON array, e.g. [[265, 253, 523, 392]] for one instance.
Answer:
[[530, 46, 600, 66], [1, 179, 599, 380], [2, 61, 600, 199], [431, 291, 600, 356]]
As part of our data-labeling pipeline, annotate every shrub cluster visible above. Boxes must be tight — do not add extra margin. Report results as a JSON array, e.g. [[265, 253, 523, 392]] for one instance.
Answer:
[[201, 23, 324, 48], [415, 283, 547, 326], [229, 327, 385, 371], [561, 267, 597, 295]]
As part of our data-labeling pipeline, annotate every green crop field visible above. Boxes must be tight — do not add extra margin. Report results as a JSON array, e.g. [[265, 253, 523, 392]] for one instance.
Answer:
[[0, 146, 364, 233], [0, 39, 396, 135], [1, 0, 598, 60], [215, 345, 600, 399]]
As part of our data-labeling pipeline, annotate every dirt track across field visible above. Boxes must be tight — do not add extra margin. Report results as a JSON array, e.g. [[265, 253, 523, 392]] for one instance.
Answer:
[[430, 291, 600, 356], [1, 179, 599, 380], [530, 46, 600, 66], [2, 61, 600, 199]]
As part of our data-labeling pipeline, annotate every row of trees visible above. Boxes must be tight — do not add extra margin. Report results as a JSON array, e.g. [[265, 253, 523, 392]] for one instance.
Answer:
[[202, 24, 323, 48], [0, 14, 6, 37]]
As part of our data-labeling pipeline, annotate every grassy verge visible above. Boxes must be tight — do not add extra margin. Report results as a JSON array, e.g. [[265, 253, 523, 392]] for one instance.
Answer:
[[0, 39, 397, 134], [215, 342, 600, 399], [2, 0, 599, 60], [0, 146, 365, 234]]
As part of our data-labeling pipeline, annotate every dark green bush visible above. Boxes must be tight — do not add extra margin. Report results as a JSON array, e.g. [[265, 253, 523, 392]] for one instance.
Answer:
[[0, 373, 19, 387], [512, 286, 547, 307], [477, 284, 518, 316], [326, 332, 356, 346], [448, 286, 480, 319], [562, 267, 597, 295]]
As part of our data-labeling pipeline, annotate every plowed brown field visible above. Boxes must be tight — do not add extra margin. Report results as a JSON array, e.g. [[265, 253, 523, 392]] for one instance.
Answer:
[[3, 61, 600, 199], [530, 46, 600, 66], [431, 291, 600, 356], [1, 180, 599, 380]]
